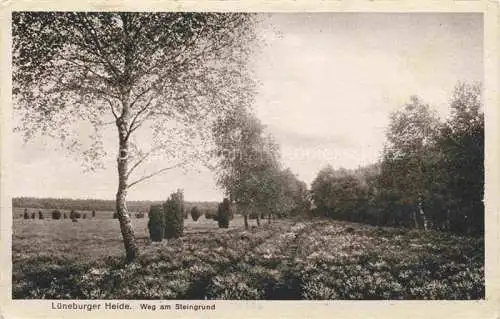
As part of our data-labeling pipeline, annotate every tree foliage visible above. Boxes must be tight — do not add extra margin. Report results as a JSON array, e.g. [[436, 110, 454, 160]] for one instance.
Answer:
[[13, 12, 259, 260], [311, 83, 484, 235], [212, 108, 310, 228]]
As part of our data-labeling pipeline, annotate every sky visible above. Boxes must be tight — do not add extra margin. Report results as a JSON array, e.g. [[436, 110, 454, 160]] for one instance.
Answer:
[[11, 13, 483, 201]]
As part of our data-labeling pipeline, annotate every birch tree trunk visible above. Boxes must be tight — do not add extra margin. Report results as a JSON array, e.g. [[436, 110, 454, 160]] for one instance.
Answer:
[[116, 101, 139, 262], [412, 209, 419, 229], [418, 201, 428, 231]]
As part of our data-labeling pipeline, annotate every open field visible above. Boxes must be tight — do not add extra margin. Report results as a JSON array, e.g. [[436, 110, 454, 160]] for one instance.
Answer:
[[12, 216, 484, 300]]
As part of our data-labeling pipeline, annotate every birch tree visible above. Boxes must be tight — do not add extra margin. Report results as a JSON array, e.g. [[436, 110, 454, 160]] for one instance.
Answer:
[[382, 96, 440, 230], [13, 12, 258, 261]]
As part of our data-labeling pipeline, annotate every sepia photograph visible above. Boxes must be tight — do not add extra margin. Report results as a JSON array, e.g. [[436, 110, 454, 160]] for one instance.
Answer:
[[9, 11, 486, 303]]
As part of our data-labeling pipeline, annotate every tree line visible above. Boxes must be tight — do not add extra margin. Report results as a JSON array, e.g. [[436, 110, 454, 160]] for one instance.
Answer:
[[12, 197, 218, 213], [311, 83, 484, 235], [212, 108, 311, 228]]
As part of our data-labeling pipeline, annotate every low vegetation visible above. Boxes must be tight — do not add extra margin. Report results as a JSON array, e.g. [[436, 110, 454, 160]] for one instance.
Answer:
[[12, 217, 483, 300]]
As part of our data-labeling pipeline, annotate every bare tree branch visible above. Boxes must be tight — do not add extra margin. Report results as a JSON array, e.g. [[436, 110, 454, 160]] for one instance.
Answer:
[[104, 97, 119, 119], [125, 97, 155, 140], [126, 142, 168, 178], [127, 161, 186, 189]]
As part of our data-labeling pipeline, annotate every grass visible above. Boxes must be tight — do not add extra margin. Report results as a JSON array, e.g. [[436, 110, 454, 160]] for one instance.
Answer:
[[13, 214, 247, 260], [12, 214, 484, 300]]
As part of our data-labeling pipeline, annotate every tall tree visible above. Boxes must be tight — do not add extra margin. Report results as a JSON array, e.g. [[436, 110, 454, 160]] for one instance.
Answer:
[[212, 108, 282, 229], [13, 12, 258, 261], [435, 82, 484, 234], [381, 96, 440, 230]]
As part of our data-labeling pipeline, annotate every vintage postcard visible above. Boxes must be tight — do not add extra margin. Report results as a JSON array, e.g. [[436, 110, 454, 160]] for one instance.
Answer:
[[1, 0, 498, 318]]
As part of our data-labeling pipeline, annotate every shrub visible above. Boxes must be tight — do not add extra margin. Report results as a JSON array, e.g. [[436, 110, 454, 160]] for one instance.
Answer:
[[70, 210, 81, 219], [191, 206, 201, 221], [23, 209, 29, 219], [72, 218, 78, 222], [217, 198, 231, 228], [249, 212, 259, 220], [205, 210, 217, 220], [135, 212, 145, 218], [92, 210, 96, 218], [63, 212, 67, 219], [163, 189, 184, 239], [147, 205, 165, 242], [82, 214, 87, 219], [38, 211, 44, 219], [51, 210, 62, 220], [112, 212, 118, 219], [31, 212, 35, 219]]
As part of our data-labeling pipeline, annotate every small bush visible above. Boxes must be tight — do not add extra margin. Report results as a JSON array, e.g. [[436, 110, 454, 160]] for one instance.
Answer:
[[345, 226, 355, 233], [147, 205, 165, 242], [92, 210, 96, 218], [191, 206, 201, 221], [63, 212, 67, 219], [31, 212, 36, 219], [38, 211, 44, 219], [249, 212, 259, 220], [70, 210, 81, 219], [217, 198, 231, 228], [163, 189, 184, 239], [205, 210, 217, 220], [135, 212, 145, 218], [82, 214, 87, 219], [72, 218, 78, 223], [23, 209, 29, 219], [112, 212, 118, 219], [51, 210, 62, 220]]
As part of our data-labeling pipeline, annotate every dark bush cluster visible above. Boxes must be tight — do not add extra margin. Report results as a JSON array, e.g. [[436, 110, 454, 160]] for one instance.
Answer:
[[217, 198, 231, 228], [70, 210, 81, 219], [23, 209, 29, 219], [147, 189, 185, 241], [51, 210, 62, 220], [147, 205, 165, 242], [248, 212, 259, 220], [135, 212, 145, 218], [190, 206, 201, 222], [163, 190, 185, 239], [204, 209, 217, 220]]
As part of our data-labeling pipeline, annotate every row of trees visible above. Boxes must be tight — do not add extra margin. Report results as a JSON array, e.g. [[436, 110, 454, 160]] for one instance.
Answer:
[[13, 197, 218, 213], [21, 208, 97, 219], [311, 83, 484, 235], [212, 108, 311, 228]]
